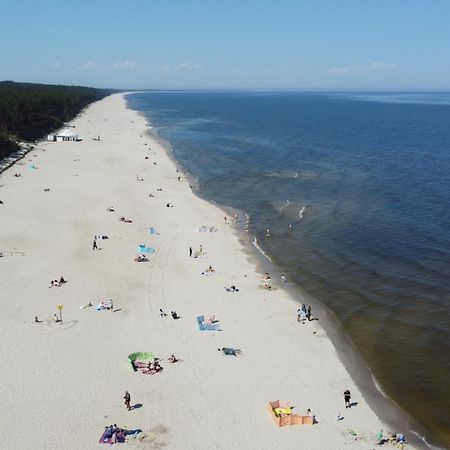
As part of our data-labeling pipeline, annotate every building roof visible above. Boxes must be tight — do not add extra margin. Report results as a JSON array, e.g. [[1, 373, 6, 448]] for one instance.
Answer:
[[56, 128, 78, 137]]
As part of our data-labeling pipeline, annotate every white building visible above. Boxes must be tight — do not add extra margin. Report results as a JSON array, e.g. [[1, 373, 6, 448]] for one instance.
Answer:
[[48, 128, 79, 142]]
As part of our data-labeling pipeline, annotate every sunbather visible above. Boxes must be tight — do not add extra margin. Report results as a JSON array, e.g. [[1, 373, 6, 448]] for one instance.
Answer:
[[225, 285, 239, 292], [171, 310, 180, 320], [80, 302, 93, 309], [218, 347, 241, 356], [201, 265, 215, 275], [119, 216, 133, 223], [168, 354, 178, 363]]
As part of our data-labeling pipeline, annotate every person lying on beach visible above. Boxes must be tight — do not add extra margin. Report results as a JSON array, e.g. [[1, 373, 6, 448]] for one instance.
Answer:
[[134, 254, 148, 262], [44, 188, 50, 192], [159, 308, 168, 318], [157, 188, 163, 191], [166, 202, 174, 207], [148, 193, 155, 197], [14, 173, 21, 177], [119, 216, 133, 223], [97, 301, 113, 311], [59, 276, 67, 284], [80, 302, 94, 309], [218, 347, 241, 356], [225, 285, 239, 292], [201, 265, 215, 275], [35, 316, 42, 323], [207, 314, 217, 323], [263, 272, 271, 280], [49, 280, 61, 288], [106, 206, 115, 212], [171, 310, 180, 320], [146, 360, 163, 374], [168, 354, 179, 363]]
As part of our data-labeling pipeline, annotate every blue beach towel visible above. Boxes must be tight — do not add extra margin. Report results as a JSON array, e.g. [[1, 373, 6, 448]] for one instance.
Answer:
[[137, 245, 155, 254]]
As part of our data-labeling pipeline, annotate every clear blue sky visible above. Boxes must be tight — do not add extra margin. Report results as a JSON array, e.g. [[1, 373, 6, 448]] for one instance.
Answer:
[[1, 0, 449, 90]]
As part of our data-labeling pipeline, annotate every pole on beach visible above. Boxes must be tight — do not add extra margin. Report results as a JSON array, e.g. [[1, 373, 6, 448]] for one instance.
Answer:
[[57, 304, 63, 325]]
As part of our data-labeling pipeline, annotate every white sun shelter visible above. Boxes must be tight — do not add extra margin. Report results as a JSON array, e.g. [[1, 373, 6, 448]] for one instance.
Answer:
[[48, 128, 79, 142]]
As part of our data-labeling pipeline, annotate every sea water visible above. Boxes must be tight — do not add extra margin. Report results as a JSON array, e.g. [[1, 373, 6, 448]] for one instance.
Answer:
[[127, 91, 450, 448]]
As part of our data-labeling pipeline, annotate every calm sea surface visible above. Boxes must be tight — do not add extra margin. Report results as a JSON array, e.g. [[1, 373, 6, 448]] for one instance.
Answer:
[[127, 91, 450, 448]]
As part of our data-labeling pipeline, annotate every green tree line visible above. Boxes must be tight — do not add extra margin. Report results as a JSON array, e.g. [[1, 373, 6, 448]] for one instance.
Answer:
[[0, 81, 113, 158]]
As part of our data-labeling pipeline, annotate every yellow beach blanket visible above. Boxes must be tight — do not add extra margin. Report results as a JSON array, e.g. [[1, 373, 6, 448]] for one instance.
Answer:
[[274, 407, 292, 416]]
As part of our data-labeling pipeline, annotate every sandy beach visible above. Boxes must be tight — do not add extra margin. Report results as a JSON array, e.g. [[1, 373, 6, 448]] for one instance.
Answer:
[[0, 93, 417, 449]]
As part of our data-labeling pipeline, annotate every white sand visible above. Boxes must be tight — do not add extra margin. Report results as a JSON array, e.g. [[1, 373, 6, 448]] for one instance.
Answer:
[[0, 94, 415, 449]]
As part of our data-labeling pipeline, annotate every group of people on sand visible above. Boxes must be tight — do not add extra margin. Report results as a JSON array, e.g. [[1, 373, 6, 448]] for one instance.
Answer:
[[49, 276, 67, 288], [189, 244, 204, 258], [297, 304, 312, 323], [159, 308, 180, 320], [225, 285, 239, 292], [98, 299, 114, 311], [102, 424, 128, 442]]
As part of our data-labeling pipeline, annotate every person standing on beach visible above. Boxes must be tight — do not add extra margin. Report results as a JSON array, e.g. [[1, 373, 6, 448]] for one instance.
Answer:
[[93, 238, 98, 250], [344, 390, 351, 408], [189, 246, 192, 257], [124, 391, 131, 411], [306, 305, 312, 321], [234, 213, 238, 223], [199, 244, 203, 255]]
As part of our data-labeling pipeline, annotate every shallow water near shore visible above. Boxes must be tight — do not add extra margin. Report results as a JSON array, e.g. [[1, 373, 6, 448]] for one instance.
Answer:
[[127, 91, 450, 448]]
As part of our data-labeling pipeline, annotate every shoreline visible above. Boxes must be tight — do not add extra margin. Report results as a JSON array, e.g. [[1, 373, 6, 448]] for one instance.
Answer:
[[0, 92, 424, 449], [126, 95, 433, 449]]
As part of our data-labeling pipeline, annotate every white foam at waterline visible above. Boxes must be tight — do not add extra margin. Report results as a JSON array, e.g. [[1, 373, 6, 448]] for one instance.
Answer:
[[299, 205, 307, 219], [280, 200, 290, 213], [372, 374, 390, 399], [410, 430, 444, 450], [252, 236, 272, 262]]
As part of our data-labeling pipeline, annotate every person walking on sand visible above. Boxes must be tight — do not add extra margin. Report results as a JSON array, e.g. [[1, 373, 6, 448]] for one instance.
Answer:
[[307, 305, 312, 321], [199, 244, 203, 254], [93, 238, 98, 250], [124, 391, 131, 411], [189, 246, 193, 257], [344, 389, 351, 408]]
